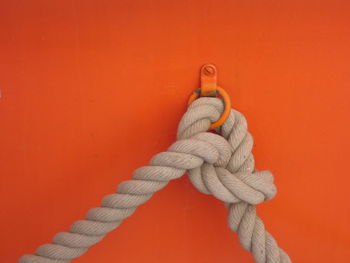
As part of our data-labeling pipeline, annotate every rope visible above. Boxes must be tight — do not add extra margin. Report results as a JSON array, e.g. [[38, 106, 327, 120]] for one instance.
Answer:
[[19, 97, 291, 263]]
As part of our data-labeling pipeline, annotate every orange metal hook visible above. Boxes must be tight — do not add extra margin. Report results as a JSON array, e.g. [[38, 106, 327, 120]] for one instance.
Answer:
[[188, 64, 231, 130]]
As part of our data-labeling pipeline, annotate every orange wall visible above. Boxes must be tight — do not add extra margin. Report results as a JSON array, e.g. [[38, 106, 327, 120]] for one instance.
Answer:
[[1, 1, 350, 262]]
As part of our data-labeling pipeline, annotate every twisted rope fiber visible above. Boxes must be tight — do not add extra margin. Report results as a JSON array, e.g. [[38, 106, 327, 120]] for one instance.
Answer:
[[19, 97, 291, 263]]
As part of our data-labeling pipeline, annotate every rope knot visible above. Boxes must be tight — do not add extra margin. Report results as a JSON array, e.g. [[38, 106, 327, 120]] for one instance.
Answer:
[[188, 165, 277, 205], [175, 97, 277, 205]]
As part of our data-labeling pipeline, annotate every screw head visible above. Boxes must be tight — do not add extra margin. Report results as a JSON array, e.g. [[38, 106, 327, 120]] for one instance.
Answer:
[[202, 65, 216, 76]]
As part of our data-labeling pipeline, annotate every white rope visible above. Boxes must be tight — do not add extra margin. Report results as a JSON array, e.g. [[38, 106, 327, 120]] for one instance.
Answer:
[[19, 97, 291, 263]]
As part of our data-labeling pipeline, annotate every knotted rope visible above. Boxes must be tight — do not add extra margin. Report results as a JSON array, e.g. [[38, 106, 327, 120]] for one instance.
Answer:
[[19, 97, 291, 263]]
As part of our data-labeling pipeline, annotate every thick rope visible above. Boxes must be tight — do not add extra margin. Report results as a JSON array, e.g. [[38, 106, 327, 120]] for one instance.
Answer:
[[19, 97, 291, 263]]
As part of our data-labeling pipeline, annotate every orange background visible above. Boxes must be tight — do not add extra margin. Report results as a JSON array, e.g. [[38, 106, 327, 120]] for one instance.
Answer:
[[1, 1, 350, 262]]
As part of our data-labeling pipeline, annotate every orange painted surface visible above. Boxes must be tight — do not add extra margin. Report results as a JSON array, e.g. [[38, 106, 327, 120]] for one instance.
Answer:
[[1, 1, 350, 262]]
